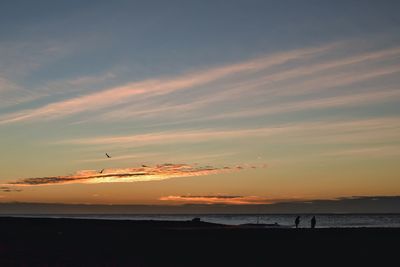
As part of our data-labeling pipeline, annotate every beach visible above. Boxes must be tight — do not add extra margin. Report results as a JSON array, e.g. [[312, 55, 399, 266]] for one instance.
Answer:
[[0, 217, 398, 266]]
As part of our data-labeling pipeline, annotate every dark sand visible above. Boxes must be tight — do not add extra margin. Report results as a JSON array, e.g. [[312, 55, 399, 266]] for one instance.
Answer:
[[0, 217, 398, 266]]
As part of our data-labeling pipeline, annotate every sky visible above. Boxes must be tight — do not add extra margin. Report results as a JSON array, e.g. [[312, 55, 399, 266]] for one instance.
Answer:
[[0, 0, 400, 207]]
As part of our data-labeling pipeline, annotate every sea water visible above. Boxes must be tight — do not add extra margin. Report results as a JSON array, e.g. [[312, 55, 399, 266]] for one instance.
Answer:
[[3, 214, 400, 228]]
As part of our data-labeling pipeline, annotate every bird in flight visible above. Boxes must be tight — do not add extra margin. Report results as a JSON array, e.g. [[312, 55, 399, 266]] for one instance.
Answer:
[[99, 169, 104, 174], [105, 153, 111, 158]]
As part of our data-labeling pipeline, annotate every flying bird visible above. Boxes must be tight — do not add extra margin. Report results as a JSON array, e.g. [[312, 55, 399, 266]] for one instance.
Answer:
[[99, 169, 104, 174], [105, 153, 111, 158]]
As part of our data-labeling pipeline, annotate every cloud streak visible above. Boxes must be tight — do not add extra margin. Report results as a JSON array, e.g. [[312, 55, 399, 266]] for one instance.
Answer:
[[322, 145, 400, 158], [0, 40, 77, 107], [159, 195, 277, 205], [90, 46, 400, 123], [5, 163, 259, 187], [208, 89, 400, 121], [0, 187, 22, 192], [0, 43, 335, 124], [59, 117, 400, 147], [2, 41, 399, 126]]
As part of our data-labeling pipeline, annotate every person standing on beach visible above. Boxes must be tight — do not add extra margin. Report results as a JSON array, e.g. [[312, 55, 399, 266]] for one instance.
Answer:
[[311, 216, 316, 229], [295, 216, 300, 228]]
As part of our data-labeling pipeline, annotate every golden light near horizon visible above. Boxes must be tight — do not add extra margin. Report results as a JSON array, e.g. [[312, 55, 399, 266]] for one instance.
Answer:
[[4, 164, 261, 187]]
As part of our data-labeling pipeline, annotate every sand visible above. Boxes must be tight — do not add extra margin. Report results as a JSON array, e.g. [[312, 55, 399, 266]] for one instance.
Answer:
[[0, 216, 398, 266]]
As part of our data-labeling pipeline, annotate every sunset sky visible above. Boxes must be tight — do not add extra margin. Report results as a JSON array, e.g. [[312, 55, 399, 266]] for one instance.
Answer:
[[1, 0, 399, 206]]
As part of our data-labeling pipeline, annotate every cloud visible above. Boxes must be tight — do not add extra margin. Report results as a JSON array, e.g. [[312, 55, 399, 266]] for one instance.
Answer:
[[322, 145, 400, 158], [274, 64, 400, 97], [0, 76, 36, 107], [5, 163, 260, 187], [167, 195, 400, 211], [0, 40, 76, 107], [0, 43, 335, 124], [58, 117, 400, 147], [1, 39, 399, 125], [0, 77, 18, 93], [66, 72, 116, 86], [159, 195, 276, 205], [208, 89, 400, 121], [78, 152, 162, 163], [253, 47, 400, 87], [60, 127, 293, 145], [90, 45, 400, 123], [0, 187, 22, 192]]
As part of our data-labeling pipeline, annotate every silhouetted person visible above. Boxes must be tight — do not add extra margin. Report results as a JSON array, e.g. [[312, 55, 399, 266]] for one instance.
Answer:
[[311, 216, 316, 229], [295, 216, 300, 228]]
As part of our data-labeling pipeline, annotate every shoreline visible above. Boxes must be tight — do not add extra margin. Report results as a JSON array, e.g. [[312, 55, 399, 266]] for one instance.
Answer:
[[1, 213, 399, 228]]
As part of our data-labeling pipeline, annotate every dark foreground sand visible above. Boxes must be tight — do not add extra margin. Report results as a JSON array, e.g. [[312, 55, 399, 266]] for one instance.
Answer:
[[0, 217, 399, 266]]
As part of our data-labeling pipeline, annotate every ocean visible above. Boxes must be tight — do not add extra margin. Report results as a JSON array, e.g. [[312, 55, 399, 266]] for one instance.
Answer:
[[3, 213, 400, 228]]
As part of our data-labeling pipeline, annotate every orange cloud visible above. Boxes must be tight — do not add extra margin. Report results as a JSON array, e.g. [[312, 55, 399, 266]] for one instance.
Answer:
[[0, 186, 22, 192], [159, 195, 276, 205], [5, 163, 261, 187]]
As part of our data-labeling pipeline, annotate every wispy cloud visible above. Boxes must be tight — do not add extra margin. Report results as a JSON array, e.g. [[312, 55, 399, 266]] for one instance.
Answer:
[[58, 127, 300, 146], [0, 77, 18, 93], [159, 195, 278, 205], [0, 41, 70, 76], [2, 41, 399, 125], [254, 46, 400, 86], [0, 187, 22, 193], [78, 152, 162, 163], [0, 41, 76, 107], [5, 163, 259, 187], [91, 46, 400, 123], [322, 145, 400, 158], [0, 76, 40, 107], [0, 43, 335, 124], [58, 117, 400, 147], [208, 89, 400, 121], [66, 72, 117, 87], [274, 64, 400, 97]]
